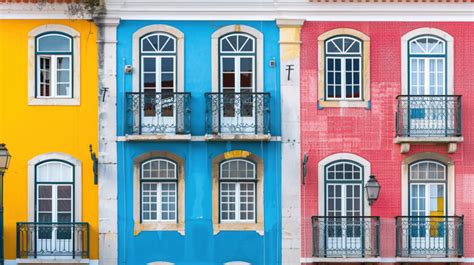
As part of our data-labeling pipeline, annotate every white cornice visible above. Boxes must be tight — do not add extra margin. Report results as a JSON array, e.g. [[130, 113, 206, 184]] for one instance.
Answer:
[[1, 2, 473, 21]]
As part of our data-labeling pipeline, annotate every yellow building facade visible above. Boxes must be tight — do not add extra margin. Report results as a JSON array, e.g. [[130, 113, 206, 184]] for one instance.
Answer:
[[0, 19, 98, 263]]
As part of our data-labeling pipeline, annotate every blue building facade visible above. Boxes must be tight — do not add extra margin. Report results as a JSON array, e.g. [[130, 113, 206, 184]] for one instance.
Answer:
[[116, 20, 281, 265]]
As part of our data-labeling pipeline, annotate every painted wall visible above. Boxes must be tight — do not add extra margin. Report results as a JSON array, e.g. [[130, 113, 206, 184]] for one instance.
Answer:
[[0, 20, 99, 260], [116, 20, 282, 265], [299, 22, 474, 259]]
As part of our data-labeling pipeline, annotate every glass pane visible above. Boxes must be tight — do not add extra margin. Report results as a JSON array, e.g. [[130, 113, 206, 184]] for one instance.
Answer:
[[57, 84, 70, 96], [144, 73, 156, 88], [240, 73, 252, 88], [161, 73, 174, 88], [57, 186, 71, 198], [57, 200, 71, 212], [38, 34, 71, 52], [221, 38, 234, 52], [223, 73, 235, 88], [57, 70, 70, 83], [240, 58, 253, 72], [240, 37, 253, 52], [223, 90, 235, 117], [57, 213, 71, 222], [222, 58, 235, 72], [38, 186, 52, 198], [38, 199, 52, 211], [161, 57, 174, 72], [227, 35, 238, 50], [142, 35, 158, 52], [160, 36, 175, 52], [143, 58, 156, 72]]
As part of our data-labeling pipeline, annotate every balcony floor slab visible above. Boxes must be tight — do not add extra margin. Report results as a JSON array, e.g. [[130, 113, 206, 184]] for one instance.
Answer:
[[204, 134, 272, 141], [301, 257, 469, 263], [118, 134, 192, 141], [16, 258, 91, 265]]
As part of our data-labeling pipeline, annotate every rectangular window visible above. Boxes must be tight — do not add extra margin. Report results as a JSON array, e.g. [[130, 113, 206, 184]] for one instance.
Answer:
[[326, 57, 361, 100], [142, 182, 177, 222], [220, 182, 255, 222], [37, 55, 72, 98]]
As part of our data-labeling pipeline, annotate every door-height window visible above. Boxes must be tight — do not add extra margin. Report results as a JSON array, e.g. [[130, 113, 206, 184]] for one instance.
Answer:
[[140, 158, 178, 222], [408, 36, 447, 96], [219, 159, 256, 222], [408, 160, 447, 252], [140, 32, 177, 123], [325, 36, 362, 100], [219, 33, 256, 122], [35, 161, 74, 224], [36, 33, 73, 98]]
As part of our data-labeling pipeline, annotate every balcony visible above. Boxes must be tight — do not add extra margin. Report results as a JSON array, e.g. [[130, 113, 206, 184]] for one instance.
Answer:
[[395, 95, 463, 153], [123, 92, 191, 141], [396, 216, 463, 258], [205, 92, 271, 141], [16, 222, 89, 262], [312, 216, 380, 258]]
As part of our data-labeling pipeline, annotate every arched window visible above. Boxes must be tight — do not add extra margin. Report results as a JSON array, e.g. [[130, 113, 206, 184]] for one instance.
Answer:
[[139, 32, 178, 132], [325, 36, 362, 100], [36, 33, 73, 98], [408, 35, 447, 95], [409, 160, 446, 217], [325, 160, 364, 216], [140, 158, 178, 222], [219, 159, 256, 222], [219, 33, 255, 94], [35, 160, 74, 224]]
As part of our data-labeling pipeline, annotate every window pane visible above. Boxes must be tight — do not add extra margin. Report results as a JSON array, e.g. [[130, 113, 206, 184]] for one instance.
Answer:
[[57, 84, 70, 96], [143, 57, 156, 72], [240, 73, 252, 88], [38, 34, 71, 52], [57, 200, 71, 212], [161, 183, 177, 221], [57, 186, 71, 199], [142, 183, 158, 221], [144, 73, 156, 88], [161, 57, 174, 72], [142, 35, 158, 52], [220, 183, 237, 221], [240, 58, 253, 72], [38, 199, 52, 211], [161, 73, 174, 88], [223, 73, 235, 88], [240, 37, 254, 52], [222, 58, 235, 72], [38, 186, 52, 198], [160, 36, 175, 52]]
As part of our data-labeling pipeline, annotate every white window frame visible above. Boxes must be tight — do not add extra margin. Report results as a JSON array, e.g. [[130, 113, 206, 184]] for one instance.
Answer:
[[28, 153, 82, 222], [401, 28, 454, 96], [324, 36, 362, 101], [28, 25, 80, 105], [140, 158, 178, 223], [219, 159, 257, 223], [36, 54, 73, 98]]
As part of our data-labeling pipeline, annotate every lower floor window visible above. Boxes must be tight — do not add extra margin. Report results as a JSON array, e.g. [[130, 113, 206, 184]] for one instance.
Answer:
[[141, 158, 178, 222], [219, 159, 256, 222]]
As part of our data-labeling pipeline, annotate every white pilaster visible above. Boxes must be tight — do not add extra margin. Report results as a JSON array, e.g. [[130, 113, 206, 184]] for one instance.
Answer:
[[95, 16, 120, 265], [277, 19, 304, 265]]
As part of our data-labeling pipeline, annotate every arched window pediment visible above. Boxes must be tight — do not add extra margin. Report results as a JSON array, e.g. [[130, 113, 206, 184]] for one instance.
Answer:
[[409, 35, 446, 55], [141, 32, 176, 54], [325, 36, 362, 55], [37, 33, 72, 53], [220, 33, 255, 54]]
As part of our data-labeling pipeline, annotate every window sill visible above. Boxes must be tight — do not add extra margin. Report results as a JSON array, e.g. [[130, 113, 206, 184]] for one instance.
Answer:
[[213, 222, 264, 235], [28, 97, 80, 106], [134, 222, 185, 236], [318, 99, 369, 109]]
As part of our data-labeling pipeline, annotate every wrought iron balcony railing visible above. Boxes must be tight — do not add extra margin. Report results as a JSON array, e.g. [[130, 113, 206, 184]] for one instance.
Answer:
[[395, 216, 463, 258], [125, 92, 191, 135], [312, 216, 380, 258], [396, 95, 462, 137], [16, 222, 89, 259], [205, 92, 270, 135]]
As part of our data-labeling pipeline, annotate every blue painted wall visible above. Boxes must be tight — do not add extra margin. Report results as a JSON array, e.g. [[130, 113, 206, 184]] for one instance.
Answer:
[[116, 20, 281, 265]]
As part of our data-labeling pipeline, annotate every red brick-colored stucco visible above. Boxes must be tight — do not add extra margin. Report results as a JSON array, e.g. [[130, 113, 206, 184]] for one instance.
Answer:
[[300, 22, 474, 259]]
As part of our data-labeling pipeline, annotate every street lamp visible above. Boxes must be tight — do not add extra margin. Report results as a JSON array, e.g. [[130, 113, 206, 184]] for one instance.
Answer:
[[365, 175, 381, 206], [0, 144, 11, 265]]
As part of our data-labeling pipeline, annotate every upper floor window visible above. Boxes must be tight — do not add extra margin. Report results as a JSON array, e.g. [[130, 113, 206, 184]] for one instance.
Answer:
[[140, 158, 178, 222], [317, 29, 370, 109], [408, 36, 447, 96], [219, 33, 256, 94], [219, 159, 256, 222], [325, 36, 362, 100], [36, 33, 73, 98]]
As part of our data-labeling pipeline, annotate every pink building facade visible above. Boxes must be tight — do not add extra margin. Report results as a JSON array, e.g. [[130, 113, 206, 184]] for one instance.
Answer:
[[298, 22, 474, 263]]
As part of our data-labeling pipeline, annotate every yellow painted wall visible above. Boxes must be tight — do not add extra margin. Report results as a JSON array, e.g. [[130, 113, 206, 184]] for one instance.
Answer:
[[0, 20, 98, 260]]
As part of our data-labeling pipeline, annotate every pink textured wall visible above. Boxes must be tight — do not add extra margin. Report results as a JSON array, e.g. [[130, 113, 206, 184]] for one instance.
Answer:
[[299, 22, 474, 259]]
